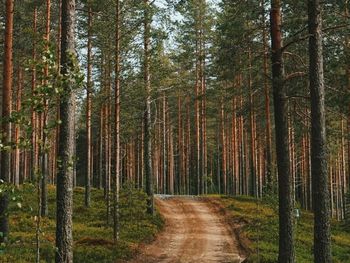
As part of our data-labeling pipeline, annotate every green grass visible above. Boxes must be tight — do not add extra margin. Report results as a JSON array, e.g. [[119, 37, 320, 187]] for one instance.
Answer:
[[218, 196, 350, 263], [1, 184, 163, 263]]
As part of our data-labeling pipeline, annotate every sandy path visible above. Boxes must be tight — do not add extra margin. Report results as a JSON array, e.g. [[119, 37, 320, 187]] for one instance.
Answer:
[[131, 196, 245, 263]]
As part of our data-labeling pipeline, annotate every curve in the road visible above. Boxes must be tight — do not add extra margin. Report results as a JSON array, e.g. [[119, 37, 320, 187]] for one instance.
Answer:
[[131, 196, 245, 263]]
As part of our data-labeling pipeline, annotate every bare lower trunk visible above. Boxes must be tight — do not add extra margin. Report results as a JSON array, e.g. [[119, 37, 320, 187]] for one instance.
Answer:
[[85, 5, 92, 208], [270, 1, 295, 262], [113, 0, 121, 241], [308, 0, 331, 261], [144, 0, 154, 215], [55, 0, 76, 261], [0, 0, 14, 243]]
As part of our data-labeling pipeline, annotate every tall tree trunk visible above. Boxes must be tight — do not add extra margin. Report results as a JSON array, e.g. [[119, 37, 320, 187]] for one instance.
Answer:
[[144, 0, 154, 215], [341, 119, 347, 217], [85, 5, 92, 208], [163, 94, 167, 194], [262, 0, 273, 190], [178, 95, 183, 194], [113, 0, 121, 241], [31, 7, 38, 183], [185, 96, 191, 194], [53, 0, 63, 186], [0, 0, 14, 243], [99, 106, 104, 190], [195, 53, 201, 195], [270, 1, 295, 262], [220, 98, 227, 194], [41, 0, 51, 218], [14, 68, 22, 186], [308, 0, 331, 261], [55, 0, 76, 261], [248, 49, 256, 197], [105, 59, 111, 224]]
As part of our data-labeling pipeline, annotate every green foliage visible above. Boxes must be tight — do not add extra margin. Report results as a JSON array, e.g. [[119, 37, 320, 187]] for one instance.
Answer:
[[0, 185, 163, 262]]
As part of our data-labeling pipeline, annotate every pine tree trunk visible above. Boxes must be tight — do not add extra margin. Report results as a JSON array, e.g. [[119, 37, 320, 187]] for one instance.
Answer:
[[113, 0, 121, 242], [41, 0, 51, 218], [186, 96, 191, 195], [220, 98, 227, 195], [308, 0, 331, 260], [85, 5, 92, 208], [14, 68, 22, 186], [248, 49, 256, 197], [270, 1, 295, 261], [163, 94, 167, 194], [99, 106, 104, 190], [178, 95, 183, 194], [55, 0, 76, 261], [31, 7, 38, 183], [104, 68, 111, 224], [262, 0, 273, 190], [53, 0, 62, 186], [0, 0, 14, 243], [144, 0, 154, 215]]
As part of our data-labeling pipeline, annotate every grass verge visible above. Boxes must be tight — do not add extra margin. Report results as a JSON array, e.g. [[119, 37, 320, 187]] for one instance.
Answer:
[[1, 184, 163, 263], [217, 195, 350, 263]]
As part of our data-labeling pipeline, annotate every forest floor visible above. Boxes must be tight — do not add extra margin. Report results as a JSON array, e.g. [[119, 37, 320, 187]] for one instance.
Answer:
[[2, 187, 350, 263], [130, 196, 245, 263], [216, 195, 350, 263], [1, 184, 164, 263]]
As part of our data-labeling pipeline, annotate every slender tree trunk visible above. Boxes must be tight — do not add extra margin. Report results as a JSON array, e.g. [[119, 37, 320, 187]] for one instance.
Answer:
[[41, 0, 51, 218], [221, 98, 227, 194], [85, 5, 93, 208], [99, 106, 104, 190], [113, 0, 121, 242], [178, 95, 183, 194], [341, 119, 347, 217], [144, 0, 154, 215], [262, 0, 273, 190], [194, 14, 201, 195], [248, 49, 256, 197], [14, 68, 22, 186], [0, 0, 14, 243], [105, 61, 111, 224], [308, 0, 331, 260], [270, 1, 295, 262], [55, 0, 76, 261], [186, 96, 191, 195], [163, 94, 167, 194], [53, 0, 62, 186], [31, 7, 38, 183]]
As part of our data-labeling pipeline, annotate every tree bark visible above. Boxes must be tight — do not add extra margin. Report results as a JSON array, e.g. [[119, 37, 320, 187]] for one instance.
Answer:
[[308, 0, 331, 261], [144, 0, 154, 215], [270, 1, 295, 262], [0, 0, 14, 243], [14, 68, 22, 186], [113, 0, 121, 242], [41, 0, 51, 218], [55, 0, 76, 261], [85, 4, 92, 208], [31, 7, 38, 183], [262, 0, 273, 190]]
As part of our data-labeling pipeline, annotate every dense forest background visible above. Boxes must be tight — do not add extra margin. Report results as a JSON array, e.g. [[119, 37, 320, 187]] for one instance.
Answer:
[[0, 0, 350, 262]]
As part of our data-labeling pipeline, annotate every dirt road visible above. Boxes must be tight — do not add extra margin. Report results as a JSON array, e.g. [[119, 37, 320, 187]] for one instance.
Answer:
[[131, 196, 245, 263]]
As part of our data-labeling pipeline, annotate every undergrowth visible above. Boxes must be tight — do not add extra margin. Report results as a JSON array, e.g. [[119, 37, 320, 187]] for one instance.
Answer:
[[219, 195, 350, 263], [0, 183, 163, 263]]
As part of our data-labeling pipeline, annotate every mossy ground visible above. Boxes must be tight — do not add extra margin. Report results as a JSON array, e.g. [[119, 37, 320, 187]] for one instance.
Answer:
[[218, 195, 350, 263], [1, 184, 163, 263]]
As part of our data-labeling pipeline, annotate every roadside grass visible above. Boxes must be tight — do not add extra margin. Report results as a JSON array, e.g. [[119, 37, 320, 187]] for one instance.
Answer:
[[218, 195, 350, 263], [1, 184, 163, 263]]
